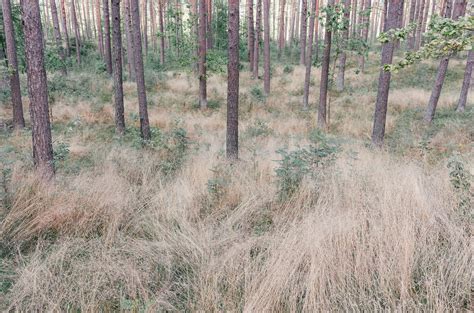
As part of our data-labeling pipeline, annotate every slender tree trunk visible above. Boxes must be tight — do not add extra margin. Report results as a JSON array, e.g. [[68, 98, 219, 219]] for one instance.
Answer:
[[358, 0, 371, 71], [456, 49, 473, 112], [424, 0, 463, 123], [159, 0, 165, 64], [150, 0, 157, 52], [317, 0, 334, 129], [299, 0, 307, 64], [313, 0, 319, 60], [143, 0, 148, 55], [414, 0, 425, 49], [96, 0, 104, 56], [253, 0, 262, 78], [351, 0, 358, 35], [295, 0, 300, 43], [2, 0, 25, 129], [336, 0, 350, 91], [263, 0, 271, 94], [130, 0, 151, 139], [111, 0, 125, 135], [103, 0, 112, 74], [420, 0, 430, 41], [289, 0, 297, 43], [198, 0, 207, 108], [272, 0, 276, 39], [371, 0, 404, 146], [124, 0, 136, 80], [71, 0, 81, 64], [206, 0, 213, 48], [60, 0, 70, 56], [43, 0, 50, 42], [302, 0, 317, 109], [49, 0, 67, 75], [248, 0, 255, 70], [227, 0, 239, 160], [278, 0, 286, 58], [20, 0, 54, 179], [407, 0, 416, 49]]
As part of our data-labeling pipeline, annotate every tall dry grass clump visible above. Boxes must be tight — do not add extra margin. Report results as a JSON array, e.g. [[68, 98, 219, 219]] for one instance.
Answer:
[[0, 143, 470, 311]]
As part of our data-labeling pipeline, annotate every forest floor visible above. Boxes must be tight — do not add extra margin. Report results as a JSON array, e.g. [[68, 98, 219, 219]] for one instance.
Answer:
[[0, 53, 472, 311]]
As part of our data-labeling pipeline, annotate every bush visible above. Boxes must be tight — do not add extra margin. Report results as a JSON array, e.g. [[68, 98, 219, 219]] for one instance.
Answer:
[[250, 86, 265, 103], [276, 133, 339, 200], [244, 119, 272, 138], [283, 64, 294, 74]]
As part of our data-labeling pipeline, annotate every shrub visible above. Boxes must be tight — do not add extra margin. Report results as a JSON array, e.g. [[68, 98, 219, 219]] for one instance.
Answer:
[[276, 133, 339, 200], [250, 86, 265, 103], [244, 119, 273, 138]]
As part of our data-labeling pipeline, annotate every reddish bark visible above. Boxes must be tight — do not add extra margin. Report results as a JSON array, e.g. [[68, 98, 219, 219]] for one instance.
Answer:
[[96, 0, 104, 56], [20, 0, 55, 179], [103, 0, 113, 74], [198, 0, 208, 108], [302, 0, 318, 109], [371, 0, 404, 146], [111, 0, 125, 135], [130, 0, 151, 139], [60, 0, 71, 56], [227, 0, 239, 160], [253, 0, 262, 79], [456, 49, 473, 112], [299, 0, 307, 64], [248, 0, 255, 71], [71, 0, 81, 64], [317, 0, 335, 128], [2, 0, 25, 129], [263, 0, 271, 94]]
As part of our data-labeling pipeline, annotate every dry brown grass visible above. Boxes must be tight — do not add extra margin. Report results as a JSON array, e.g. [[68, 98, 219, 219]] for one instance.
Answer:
[[0, 59, 472, 311]]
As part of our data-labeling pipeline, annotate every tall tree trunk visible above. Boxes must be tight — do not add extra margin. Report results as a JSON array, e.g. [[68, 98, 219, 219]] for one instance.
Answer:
[[60, 0, 70, 56], [159, 0, 165, 64], [143, 0, 148, 55], [456, 49, 473, 112], [96, 0, 104, 56], [336, 0, 350, 91], [414, 0, 425, 49], [20, 0, 54, 179], [263, 0, 271, 94], [124, 0, 136, 80], [206, 0, 213, 48], [407, 0, 416, 49], [272, 0, 276, 39], [248, 0, 255, 70], [227, 0, 239, 160], [71, 0, 81, 64], [2, 0, 25, 129], [420, 0, 430, 41], [289, 0, 297, 43], [198, 0, 208, 108], [253, 0, 262, 78], [49, 0, 67, 75], [317, 0, 334, 129], [111, 0, 125, 135], [302, 0, 317, 109], [313, 0, 319, 60], [371, 0, 404, 146], [299, 0, 307, 64], [150, 0, 157, 52], [358, 0, 371, 71], [278, 0, 286, 58], [103, 0, 113, 74], [424, 0, 463, 123], [130, 0, 151, 139]]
